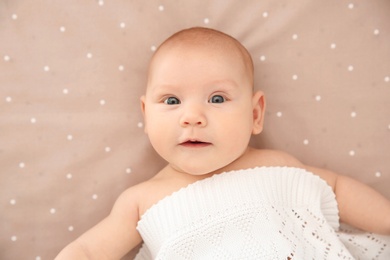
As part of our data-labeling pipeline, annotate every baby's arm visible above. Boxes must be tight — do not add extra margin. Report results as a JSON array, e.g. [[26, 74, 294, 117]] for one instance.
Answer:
[[272, 150, 390, 235], [305, 165, 390, 235], [55, 187, 142, 259]]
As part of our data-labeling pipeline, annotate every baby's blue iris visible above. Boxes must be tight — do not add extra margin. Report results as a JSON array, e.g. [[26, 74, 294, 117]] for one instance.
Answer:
[[165, 97, 180, 105], [209, 95, 225, 103]]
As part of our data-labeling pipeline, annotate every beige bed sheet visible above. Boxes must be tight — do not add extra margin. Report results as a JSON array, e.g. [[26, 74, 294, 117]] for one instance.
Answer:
[[1, 0, 389, 259]]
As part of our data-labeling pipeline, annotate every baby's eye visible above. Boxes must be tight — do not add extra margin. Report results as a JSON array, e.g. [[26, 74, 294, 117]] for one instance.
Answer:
[[209, 95, 225, 104], [164, 97, 181, 105]]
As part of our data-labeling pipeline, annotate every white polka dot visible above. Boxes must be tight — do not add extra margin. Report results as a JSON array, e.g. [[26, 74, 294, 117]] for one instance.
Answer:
[[151, 45, 157, 52], [11, 236, 17, 242], [349, 150, 355, 156], [10, 199, 16, 205], [11, 14, 18, 20], [98, 0, 104, 6], [63, 88, 69, 94], [384, 76, 390, 82], [303, 139, 309, 145], [126, 168, 132, 174], [118, 65, 124, 71], [388, 124, 390, 130], [262, 12, 268, 18], [68, 226, 74, 231], [158, 5, 164, 11], [348, 3, 354, 9], [50, 208, 56, 214], [19, 162, 25, 168], [350, 111, 357, 118], [137, 122, 143, 128], [348, 65, 354, 72], [60, 26, 66, 32], [100, 99, 106, 106], [276, 112, 283, 117], [105, 147, 111, 152], [67, 134, 73, 140], [66, 173, 72, 179], [315, 95, 322, 101], [259, 55, 266, 62], [6, 96, 12, 103], [375, 171, 381, 178], [86, 52, 93, 59], [292, 74, 298, 80], [373, 29, 380, 35], [119, 22, 126, 28], [4, 55, 10, 61], [330, 43, 336, 49], [203, 18, 210, 24], [30, 117, 37, 124], [92, 194, 98, 200], [36, 256, 42, 260], [43, 66, 50, 72], [292, 34, 298, 40]]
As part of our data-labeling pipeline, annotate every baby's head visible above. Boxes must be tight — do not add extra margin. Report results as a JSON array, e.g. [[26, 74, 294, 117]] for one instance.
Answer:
[[147, 27, 254, 91], [141, 27, 265, 175]]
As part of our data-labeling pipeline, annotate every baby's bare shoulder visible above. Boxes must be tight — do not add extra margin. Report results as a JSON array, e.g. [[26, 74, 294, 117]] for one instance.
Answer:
[[117, 178, 160, 204], [126, 173, 187, 217], [246, 148, 304, 168], [249, 148, 338, 188]]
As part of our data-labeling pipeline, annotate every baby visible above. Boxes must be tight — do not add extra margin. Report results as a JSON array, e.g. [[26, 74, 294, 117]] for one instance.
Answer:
[[56, 27, 390, 259]]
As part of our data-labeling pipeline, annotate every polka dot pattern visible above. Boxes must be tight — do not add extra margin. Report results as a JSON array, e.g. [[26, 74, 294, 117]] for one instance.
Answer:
[[1, 1, 389, 259]]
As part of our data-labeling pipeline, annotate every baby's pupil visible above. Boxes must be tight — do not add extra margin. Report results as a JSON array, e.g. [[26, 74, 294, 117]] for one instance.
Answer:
[[211, 95, 224, 103], [166, 97, 180, 104]]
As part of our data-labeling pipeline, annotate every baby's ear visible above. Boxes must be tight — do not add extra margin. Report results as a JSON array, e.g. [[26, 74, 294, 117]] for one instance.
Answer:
[[251, 91, 266, 135], [140, 96, 148, 134]]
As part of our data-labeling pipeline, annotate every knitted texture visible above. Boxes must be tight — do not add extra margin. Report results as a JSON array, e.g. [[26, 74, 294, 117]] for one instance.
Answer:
[[136, 167, 353, 259]]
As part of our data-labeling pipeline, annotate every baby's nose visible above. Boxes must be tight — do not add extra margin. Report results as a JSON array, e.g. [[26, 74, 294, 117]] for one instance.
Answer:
[[180, 106, 207, 127]]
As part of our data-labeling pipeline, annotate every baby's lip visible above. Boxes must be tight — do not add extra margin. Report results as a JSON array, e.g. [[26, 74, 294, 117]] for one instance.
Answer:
[[179, 139, 211, 147]]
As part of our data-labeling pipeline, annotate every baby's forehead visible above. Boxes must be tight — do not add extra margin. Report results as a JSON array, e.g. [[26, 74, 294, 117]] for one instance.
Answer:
[[155, 42, 242, 65], [147, 28, 254, 87]]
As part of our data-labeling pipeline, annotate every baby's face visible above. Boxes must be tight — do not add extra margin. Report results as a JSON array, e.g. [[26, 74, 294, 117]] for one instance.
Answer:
[[142, 44, 261, 175]]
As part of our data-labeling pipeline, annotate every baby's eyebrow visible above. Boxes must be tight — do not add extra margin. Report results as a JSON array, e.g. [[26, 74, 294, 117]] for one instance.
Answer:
[[209, 79, 240, 90], [147, 84, 182, 99], [149, 79, 239, 95], [212, 79, 238, 86], [150, 84, 179, 93]]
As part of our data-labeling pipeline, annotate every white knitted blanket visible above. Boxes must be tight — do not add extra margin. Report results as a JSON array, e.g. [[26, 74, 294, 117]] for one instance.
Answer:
[[135, 167, 390, 259]]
